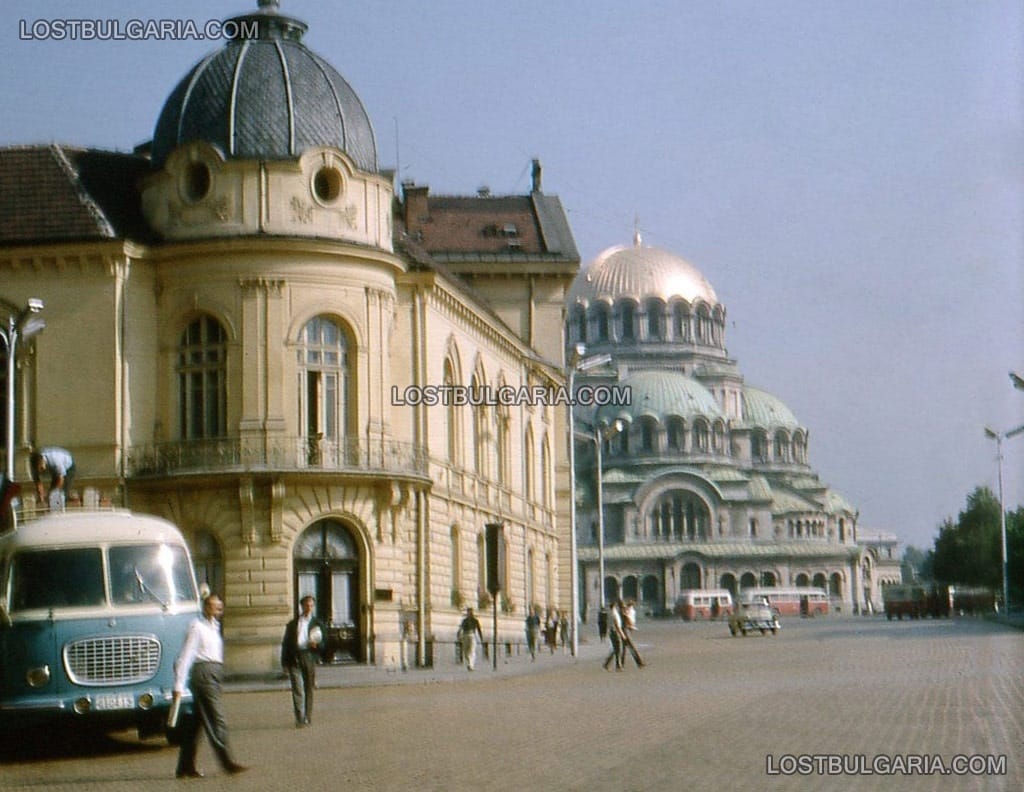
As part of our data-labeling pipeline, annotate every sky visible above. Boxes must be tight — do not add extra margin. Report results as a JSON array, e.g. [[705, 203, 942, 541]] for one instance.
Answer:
[[2, 0, 1022, 552]]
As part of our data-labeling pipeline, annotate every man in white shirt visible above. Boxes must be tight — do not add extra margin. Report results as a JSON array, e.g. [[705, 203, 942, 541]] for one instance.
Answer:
[[30, 447, 75, 509], [172, 594, 247, 778]]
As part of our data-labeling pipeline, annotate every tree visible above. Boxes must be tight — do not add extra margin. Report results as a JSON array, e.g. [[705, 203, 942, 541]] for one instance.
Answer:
[[931, 487, 1002, 589], [901, 545, 929, 581]]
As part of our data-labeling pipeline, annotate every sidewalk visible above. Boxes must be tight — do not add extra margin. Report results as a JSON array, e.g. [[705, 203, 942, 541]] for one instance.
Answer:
[[225, 636, 607, 694]]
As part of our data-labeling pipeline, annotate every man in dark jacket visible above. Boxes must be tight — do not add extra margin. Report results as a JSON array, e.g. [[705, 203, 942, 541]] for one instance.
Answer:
[[281, 595, 326, 727]]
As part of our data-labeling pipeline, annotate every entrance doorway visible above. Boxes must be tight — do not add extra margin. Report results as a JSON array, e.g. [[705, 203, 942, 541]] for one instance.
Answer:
[[294, 519, 362, 663]]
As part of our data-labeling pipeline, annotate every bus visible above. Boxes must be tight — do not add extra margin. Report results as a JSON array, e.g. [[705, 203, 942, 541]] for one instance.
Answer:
[[0, 510, 200, 739], [674, 589, 733, 620], [740, 586, 830, 617], [882, 584, 950, 620]]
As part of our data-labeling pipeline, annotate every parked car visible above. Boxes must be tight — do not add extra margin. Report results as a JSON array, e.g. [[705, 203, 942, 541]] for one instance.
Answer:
[[728, 596, 780, 636]]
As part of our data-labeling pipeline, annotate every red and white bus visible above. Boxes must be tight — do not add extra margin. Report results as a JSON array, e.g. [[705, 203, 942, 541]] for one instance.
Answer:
[[740, 587, 829, 617], [674, 589, 734, 620]]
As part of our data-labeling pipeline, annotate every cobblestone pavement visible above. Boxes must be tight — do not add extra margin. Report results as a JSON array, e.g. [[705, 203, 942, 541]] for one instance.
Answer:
[[2, 616, 1020, 792]]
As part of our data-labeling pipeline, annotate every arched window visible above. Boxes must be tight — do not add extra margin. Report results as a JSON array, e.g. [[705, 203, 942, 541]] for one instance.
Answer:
[[792, 432, 806, 463], [712, 421, 725, 453], [751, 430, 769, 463], [639, 417, 658, 454], [795, 573, 810, 587], [569, 305, 586, 344], [667, 417, 686, 452], [693, 419, 710, 452], [680, 562, 701, 589], [618, 301, 636, 342], [495, 400, 510, 486], [645, 299, 666, 341], [774, 430, 790, 462], [299, 316, 350, 462], [450, 525, 462, 594], [443, 358, 460, 465], [672, 303, 691, 342], [592, 304, 610, 343], [471, 374, 489, 478], [191, 529, 224, 597], [541, 435, 552, 510], [524, 425, 535, 504], [648, 490, 711, 540], [178, 315, 227, 439]]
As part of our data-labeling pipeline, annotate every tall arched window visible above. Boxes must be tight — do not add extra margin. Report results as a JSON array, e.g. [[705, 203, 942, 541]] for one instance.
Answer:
[[639, 417, 658, 454], [178, 315, 227, 439], [471, 374, 489, 478], [541, 435, 552, 510], [618, 301, 636, 341], [524, 425, 535, 504], [299, 316, 349, 461], [450, 525, 462, 595], [774, 431, 790, 462], [693, 419, 710, 452], [667, 417, 685, 452], [495, 401, 510, 486], [645, 299, 666, 341], [592, 304, 610, 342], [672, 303, 690, 341], [443, 358, 460, 465], [569, 305, 586, 344]]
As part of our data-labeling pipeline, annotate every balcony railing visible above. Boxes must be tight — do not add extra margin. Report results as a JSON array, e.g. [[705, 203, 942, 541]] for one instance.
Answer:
[[126, 436, 429, 478]]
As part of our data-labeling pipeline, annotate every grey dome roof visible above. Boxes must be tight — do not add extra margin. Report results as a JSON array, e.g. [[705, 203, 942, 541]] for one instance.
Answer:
[[151, 2, 377, 171], [597, 370, 724, 425], [742, 386, 802, 430], [568, 240, 719, 307]]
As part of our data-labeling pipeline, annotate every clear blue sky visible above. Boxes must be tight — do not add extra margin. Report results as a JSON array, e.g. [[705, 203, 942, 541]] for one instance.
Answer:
[[2, 0, 1022, 552]]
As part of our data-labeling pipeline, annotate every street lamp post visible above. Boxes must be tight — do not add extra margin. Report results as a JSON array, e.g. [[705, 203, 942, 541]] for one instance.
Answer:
[[1, 298, 45, 484], [566, 343, 612, 657], [984, 423, 1024, 614]]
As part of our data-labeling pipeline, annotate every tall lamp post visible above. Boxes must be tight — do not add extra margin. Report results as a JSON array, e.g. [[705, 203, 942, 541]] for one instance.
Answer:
[[566, 343, 611, 657], [1, 298, 45, 484], [574, 418, 626, 611], [984, 423, 1024, 614]]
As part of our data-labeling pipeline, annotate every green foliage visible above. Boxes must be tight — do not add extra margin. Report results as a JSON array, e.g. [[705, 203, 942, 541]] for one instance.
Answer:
[[931, 487, 1002, 589]]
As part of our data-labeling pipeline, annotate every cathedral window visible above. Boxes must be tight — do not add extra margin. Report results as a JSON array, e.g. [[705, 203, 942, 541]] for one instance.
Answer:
[[298, 316, 350, 462]]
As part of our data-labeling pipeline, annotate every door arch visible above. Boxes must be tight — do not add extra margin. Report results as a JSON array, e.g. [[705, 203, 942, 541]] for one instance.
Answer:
[[294, 519, 362, 663]]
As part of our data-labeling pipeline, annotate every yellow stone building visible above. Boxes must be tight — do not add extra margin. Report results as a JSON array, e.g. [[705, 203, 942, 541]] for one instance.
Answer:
[[0, 2, 579, 672]]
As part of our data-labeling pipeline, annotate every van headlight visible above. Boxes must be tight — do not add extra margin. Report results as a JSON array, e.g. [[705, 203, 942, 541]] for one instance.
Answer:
[[25, 665, 51, 688]]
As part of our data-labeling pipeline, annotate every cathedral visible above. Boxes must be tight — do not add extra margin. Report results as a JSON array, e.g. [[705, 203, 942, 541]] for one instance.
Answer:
[[566, 240, 900, 615]]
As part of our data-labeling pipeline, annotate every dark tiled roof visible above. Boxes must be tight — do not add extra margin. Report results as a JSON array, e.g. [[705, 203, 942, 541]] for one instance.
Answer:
[[0, 145, 154, 246], [413, 194, 579, 263]]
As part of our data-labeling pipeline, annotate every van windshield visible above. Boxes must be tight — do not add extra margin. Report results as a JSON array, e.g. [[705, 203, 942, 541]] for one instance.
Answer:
[[109, 544, 197, 606], [11, 548, 105, 609], [8, 543, 198, 611]]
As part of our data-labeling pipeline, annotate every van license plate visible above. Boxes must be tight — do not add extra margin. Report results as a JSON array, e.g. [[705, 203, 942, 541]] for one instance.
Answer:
[[94, 693, 134, 710]]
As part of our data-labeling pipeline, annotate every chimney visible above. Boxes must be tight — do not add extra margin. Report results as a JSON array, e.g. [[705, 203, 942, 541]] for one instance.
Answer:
[[402, 182, 429, 234], [531, 158, 542, 193]]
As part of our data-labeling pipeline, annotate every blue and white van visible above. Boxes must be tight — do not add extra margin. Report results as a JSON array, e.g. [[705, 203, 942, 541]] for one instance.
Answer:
[[0, 510, 200, 739]]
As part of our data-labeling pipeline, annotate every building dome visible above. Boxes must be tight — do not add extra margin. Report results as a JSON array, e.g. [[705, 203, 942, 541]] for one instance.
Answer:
[[742, 386, 802, 430], [597, 370, 724, 426], [568, 238, 719, 307], [151, 0, 377, 171]]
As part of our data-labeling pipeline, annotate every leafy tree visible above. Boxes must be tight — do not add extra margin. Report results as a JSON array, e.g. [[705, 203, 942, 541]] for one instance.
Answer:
[[901, 545, 929, 580], [931, 487, 1002, 589]]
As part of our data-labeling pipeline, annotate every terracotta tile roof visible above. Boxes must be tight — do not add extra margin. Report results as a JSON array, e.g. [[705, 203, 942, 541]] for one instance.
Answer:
[[0, 144, 154, 246]]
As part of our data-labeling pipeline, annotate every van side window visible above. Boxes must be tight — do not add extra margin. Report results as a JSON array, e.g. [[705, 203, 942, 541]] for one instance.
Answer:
[[11, 549, 104, 609]]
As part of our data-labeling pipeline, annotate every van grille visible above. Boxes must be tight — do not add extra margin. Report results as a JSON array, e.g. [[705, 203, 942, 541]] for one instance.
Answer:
[[64, 635, 162, 686]]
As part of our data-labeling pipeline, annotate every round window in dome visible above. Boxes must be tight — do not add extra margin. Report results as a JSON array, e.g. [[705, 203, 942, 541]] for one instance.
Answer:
[[184, 162, 211, 203], [313, 167, 344, 204]]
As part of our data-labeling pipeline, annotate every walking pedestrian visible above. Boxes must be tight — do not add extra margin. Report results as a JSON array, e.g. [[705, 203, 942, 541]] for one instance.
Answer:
[[281, 595, 326, 727], [620, 599, 645, 668], [602, 600, 625, 671], [525, 607, 541, 660], [172, 593, 247, 778], [558, 610, 569, 652], [457, 607, 484, 671]]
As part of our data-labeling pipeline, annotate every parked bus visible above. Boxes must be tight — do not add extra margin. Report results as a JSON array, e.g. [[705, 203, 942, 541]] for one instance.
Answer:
[[674, 589, 733, 620], [882, 584, 950, 620], [740, 586, 830, 617], [948, 586, 997, 616], [0, 510, 200, 739]]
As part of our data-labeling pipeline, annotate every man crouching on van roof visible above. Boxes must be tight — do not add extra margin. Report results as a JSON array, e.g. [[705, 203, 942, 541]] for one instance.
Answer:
[[30, 447, 75, 510], [172, 593, 248, 779]]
